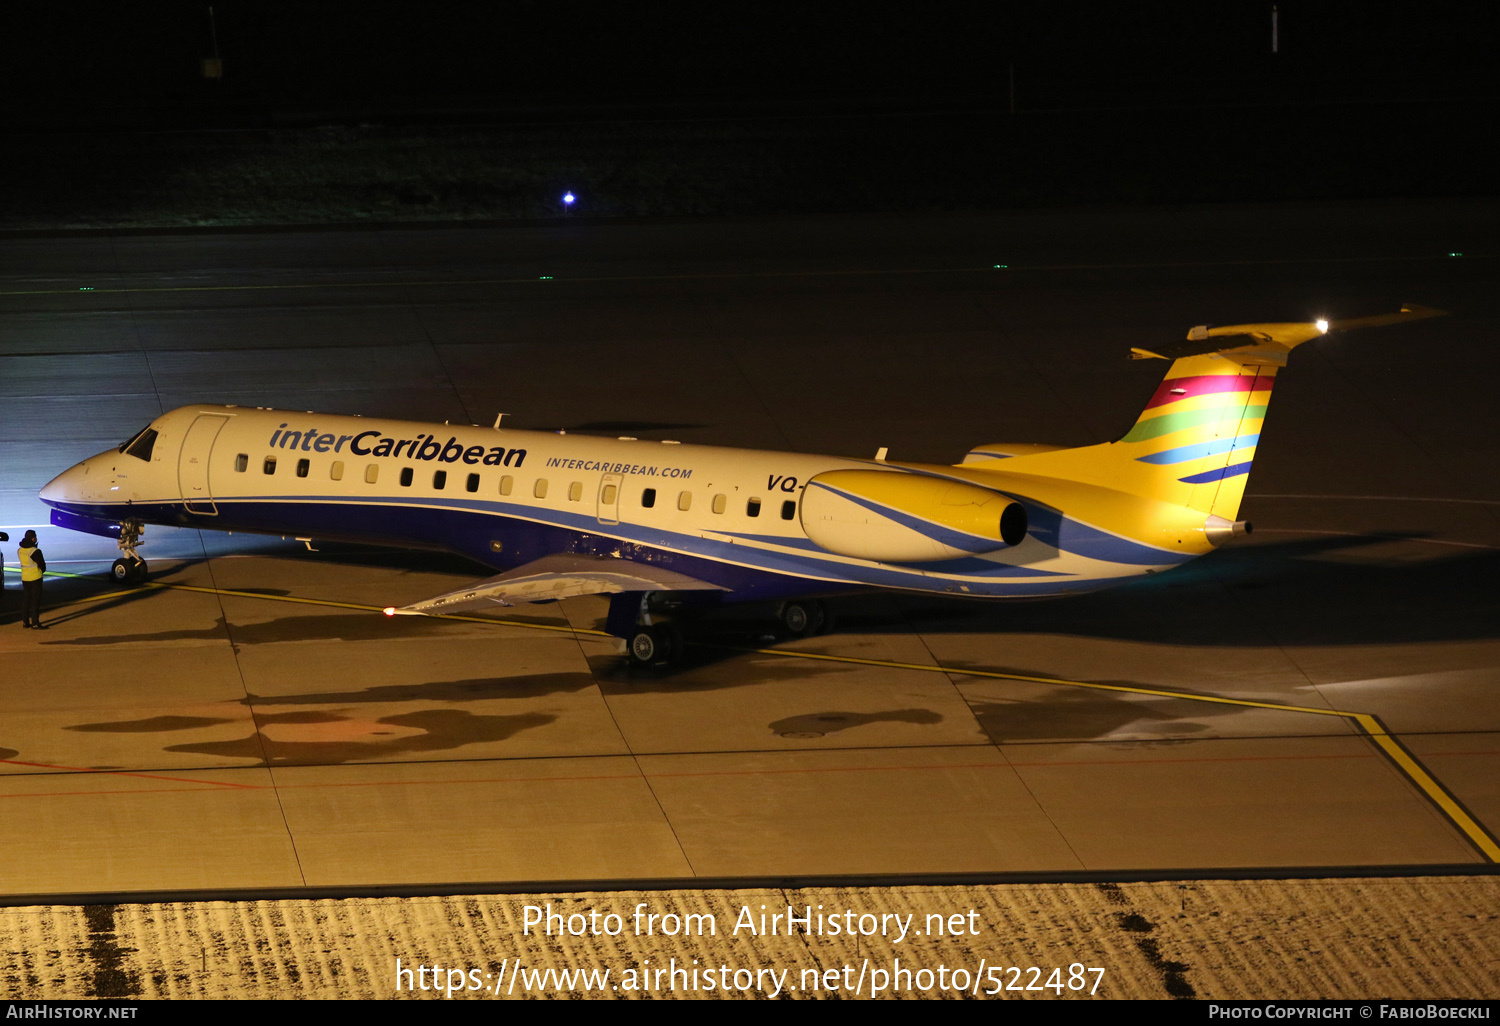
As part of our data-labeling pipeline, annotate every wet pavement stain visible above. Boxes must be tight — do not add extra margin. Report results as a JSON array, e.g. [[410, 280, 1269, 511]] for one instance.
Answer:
[[239, 673, 596, 705], [965, 690, 1213, 745], [767, 709, 944, 735], [62, 675, 590, 735], [57, 673, 590, 765], [39, 610, 512, 647], [164, 708, 555, 765], [65, 715, 238, 734], [43, 620, 233, 646]]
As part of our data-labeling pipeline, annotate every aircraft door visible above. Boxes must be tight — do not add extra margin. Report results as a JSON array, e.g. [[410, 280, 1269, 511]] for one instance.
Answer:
[[179, 414, 231, 515], [597, 473, 622, 525]]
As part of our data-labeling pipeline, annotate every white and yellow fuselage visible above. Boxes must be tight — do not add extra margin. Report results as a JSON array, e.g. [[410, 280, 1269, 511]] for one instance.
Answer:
[[41, 309, 1437, 607]]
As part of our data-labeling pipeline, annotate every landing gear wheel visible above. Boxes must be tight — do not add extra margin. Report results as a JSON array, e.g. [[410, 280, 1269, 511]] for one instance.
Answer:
[[111, 557, 147, 586], [627, 624, 680, 670], [779, 600, 825, 638]]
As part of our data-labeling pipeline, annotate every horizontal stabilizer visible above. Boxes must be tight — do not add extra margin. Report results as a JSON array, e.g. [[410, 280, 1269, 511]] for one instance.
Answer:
[[1131, 304, 1447, 362], [389, 553, 727, 616]]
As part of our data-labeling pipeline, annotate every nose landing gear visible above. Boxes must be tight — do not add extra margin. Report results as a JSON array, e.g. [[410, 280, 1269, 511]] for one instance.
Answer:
[[110, 519, 148, 586]]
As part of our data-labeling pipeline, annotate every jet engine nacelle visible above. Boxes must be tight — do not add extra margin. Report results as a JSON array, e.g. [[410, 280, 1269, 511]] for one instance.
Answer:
[[801, 469, 1027, 563]]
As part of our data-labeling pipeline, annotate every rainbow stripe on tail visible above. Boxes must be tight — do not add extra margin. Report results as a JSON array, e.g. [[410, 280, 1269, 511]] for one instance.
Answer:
[[1119, 355, 1277, 520]]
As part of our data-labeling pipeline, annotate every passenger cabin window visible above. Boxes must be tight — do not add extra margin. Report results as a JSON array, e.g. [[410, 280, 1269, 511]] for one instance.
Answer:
[[499, 475, 513, 496], [466, 473, 479, 493], [781, 500, 796, 521], [296, 458, 310, 478], [263, 456, 277, 475], [568, 481, 583, 502], [400, 467, 414, 487], [119, 428, 158, 463], [433, 470, 447, 489], [365, 464, 379, 484], [747, 497, 761, 518], [678, 491, 692, 511], [712, 494, 727, 514], [641, 488, 657, 508], [534, 479, 548, 499], [330, 461, 344, 481], [601, 484, 617, 504], [234, 453, 248, 473]]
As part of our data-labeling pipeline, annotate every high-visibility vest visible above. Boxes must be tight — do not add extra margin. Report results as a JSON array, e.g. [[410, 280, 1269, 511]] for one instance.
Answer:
[[18, 546, 43, 582]]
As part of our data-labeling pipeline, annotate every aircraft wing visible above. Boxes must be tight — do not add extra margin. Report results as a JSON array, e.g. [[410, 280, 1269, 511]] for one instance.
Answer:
[[387, 553, 728, 616]]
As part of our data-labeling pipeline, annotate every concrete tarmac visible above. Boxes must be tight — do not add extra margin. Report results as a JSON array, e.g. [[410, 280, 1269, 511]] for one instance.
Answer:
[[1, 201, 1497, 897]]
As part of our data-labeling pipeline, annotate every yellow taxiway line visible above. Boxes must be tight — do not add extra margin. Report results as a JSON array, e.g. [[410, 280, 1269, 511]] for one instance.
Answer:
[[37, 567, 1500, 863]]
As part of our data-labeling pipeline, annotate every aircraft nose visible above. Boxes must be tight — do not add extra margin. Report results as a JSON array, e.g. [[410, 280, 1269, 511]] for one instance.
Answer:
[[38, 460, 94, 507]]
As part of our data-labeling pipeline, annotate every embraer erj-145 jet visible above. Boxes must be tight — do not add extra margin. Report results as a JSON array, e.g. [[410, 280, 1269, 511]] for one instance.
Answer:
[[40, 306, 1439, 667]]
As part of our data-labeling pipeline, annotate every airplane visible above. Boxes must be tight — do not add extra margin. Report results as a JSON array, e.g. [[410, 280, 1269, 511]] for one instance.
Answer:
[[37, 305, 1441, 668]]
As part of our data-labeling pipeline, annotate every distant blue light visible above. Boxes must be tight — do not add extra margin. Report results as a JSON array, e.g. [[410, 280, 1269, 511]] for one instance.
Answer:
[[562, 192, 576, 206]]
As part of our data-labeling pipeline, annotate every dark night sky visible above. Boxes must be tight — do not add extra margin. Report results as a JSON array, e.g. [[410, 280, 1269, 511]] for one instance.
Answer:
[[2, 1, 1495, 127]]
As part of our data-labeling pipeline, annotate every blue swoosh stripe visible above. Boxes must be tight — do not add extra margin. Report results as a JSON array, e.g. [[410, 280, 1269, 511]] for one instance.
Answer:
[[49, 486, 1203, 596], [809, 482, 1004, 553], [717, 533, 1068, 577], [1136, 434, 1260, 465], [1177, 462, 1253, 485], [717, 532, 826, 552], [245, 487, 1184, 570], [1018, 501, 1194, 566]]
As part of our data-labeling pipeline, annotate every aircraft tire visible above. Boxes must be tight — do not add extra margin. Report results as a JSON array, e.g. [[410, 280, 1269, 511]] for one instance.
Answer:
[[111, 558, 143, 587], [812, 603, 834, 636], [780, 601, 824, 638], [627, 624, 677, 670]]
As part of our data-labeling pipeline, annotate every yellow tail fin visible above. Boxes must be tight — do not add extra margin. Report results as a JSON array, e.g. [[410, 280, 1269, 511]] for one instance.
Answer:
[[961, 305, 1444, 522]]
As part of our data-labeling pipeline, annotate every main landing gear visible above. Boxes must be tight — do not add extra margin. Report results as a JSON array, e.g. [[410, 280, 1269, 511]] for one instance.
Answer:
[[608, 592, 687, 671], [111, 519, 148, 586], [609, 593, 835, 672], [777, 599, 832, 639], [627, 621, 684, 670]]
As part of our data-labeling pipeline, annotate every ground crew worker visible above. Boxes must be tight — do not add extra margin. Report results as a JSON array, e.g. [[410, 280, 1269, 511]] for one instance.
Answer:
[[18, 529, 46, 630]]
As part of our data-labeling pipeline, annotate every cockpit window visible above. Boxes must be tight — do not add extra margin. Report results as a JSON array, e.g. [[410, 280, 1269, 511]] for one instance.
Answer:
[[120, 428, 158, 462]]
